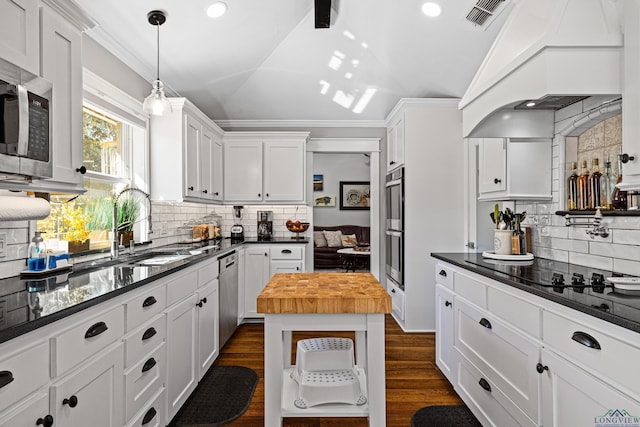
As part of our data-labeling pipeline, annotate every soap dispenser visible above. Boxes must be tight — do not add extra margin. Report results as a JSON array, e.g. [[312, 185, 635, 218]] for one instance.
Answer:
[[28, 231, 47, 271]]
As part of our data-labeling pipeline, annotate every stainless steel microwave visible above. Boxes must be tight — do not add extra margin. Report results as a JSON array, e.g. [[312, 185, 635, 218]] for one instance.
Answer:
[[0, 58, 52, 181]]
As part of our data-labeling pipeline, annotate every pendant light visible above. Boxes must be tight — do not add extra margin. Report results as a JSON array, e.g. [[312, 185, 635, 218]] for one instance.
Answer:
[[142, 10, 171, 116]]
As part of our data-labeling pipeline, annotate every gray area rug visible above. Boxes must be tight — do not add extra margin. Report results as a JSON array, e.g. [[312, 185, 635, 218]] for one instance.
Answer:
[[169, 365, 258, 427], [411, 405, 483, 427]]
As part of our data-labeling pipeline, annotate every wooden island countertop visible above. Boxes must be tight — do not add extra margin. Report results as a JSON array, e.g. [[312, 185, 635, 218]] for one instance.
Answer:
[[257, 272, 391, 314]]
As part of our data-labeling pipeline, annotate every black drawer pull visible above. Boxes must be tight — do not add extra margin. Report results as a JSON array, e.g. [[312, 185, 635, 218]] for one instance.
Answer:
[[0, 370, 14, 389], [63, 395, 78, 408], [36, 415, 54, 427], [494, 178, 502, 184], [202, 297, 207, 304], [197, 299, 204, 308], [142, 327, 157, 341], [391, 288, 396, 294], [142, 296, 157, 308], [142, 357, 157, 373], [282, 249, 292, 254], [439, 270, 447, 277], [478, 378, 491, 392], [142, 407, 157, 425], [572, 331, 601, 350], [479, 318, 492, 329], [536, 363, 549, 374], [84, 321, 108, 339], [445, 301, 452, 307]]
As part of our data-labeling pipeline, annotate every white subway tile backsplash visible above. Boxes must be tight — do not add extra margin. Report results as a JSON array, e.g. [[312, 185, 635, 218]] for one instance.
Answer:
[[589, 241, 640, 261], [568, 252, 613, 271], [612, 229, 640, 245], [613, 258, 640, 276], [551, 238, 589, 253], [536, 247, 569, 263]]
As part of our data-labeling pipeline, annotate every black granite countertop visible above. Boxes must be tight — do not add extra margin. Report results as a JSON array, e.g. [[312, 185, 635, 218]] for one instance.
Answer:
[[0, 237, 308, 344], [431, 252, 640, 334]]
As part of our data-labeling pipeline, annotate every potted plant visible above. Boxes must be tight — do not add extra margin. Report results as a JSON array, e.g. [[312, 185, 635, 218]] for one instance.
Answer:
[[62, 204, 91, 253], [116, 195, 139, 247]]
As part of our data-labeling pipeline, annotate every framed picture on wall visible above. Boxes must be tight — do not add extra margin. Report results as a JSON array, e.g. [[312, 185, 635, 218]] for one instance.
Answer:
[[314, 195, 336, 206], [313, 174, 324, 191], [340, 181, 370, 210]]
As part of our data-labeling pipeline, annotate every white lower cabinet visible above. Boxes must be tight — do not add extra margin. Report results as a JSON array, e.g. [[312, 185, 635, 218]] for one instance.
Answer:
[[124, 343, 165, 422], [50, 343, 124, 427], [435, 284, 455, 382], [126, 388, 165, 427], [387, 278, 405, 322], [0, 392, 49, 427], [197, 281, 219, 380]]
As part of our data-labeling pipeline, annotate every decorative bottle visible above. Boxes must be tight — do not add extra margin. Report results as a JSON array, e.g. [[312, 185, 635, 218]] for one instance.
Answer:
[[567, 162, 579, 210], [611, 154, 628, 210], [588, 158, 602, 208], [27, 231, 47, 271], [600, 159, 616, 210], [577, 160, 591, 210], [511, 216, 527, 255]]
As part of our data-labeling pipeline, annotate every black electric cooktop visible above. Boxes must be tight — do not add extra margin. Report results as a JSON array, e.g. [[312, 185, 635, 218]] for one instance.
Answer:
[[431, 252, 640, 333]]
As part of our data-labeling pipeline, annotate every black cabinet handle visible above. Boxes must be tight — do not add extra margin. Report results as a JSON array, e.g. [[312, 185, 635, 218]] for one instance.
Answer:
[[478, 378, 491, 392], [390, 161, 396, 165], [266, 193, 269, 197], [202, 189, 208, 194], [0, 370, 14, 389], [188, 186, 194, 191], [439, 270, 447, 277], [214, 192, 219, 196], [84, 321, 108, 339], [620, 153, 636, 164], [142, 296, 157, 308], [142, 357, 157, 373], [36, 415, 54, 427], [536, 363, 549, 374], [391, 288, 396, 294], [264, 253, 268, 257], [196, 300, 204, 308], [494, 178, 502, 184], [62, 395, 78, 408], [258, 193, 261, 197], [445, 301, 452, 307], [282, 249, 292, 254], [479, 318, 492, 329], [142, 327, 157, 341], [572, 331, 601, 350], [142, 407, 157, 425], [296, 266, 300, 271], [75, 166, 86, 174], [202, 297, 207, 304]]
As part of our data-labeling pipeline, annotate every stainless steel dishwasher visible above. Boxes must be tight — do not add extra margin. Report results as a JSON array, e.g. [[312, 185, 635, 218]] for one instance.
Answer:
[[218, 251, 239, 348]]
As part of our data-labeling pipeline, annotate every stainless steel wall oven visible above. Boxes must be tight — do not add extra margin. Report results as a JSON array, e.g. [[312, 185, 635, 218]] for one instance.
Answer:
[[385, 167, 404, 289]]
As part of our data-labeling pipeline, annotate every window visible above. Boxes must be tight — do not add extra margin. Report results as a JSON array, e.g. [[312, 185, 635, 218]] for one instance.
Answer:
[[37, 71, 149, 253]]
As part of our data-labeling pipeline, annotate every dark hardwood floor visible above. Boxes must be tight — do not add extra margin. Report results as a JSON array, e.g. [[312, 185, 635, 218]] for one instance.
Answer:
[[214, 314, 462, 426]]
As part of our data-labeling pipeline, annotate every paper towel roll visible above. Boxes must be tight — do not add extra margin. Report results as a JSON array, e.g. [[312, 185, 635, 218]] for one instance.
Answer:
[[0, 194, 51, 220]]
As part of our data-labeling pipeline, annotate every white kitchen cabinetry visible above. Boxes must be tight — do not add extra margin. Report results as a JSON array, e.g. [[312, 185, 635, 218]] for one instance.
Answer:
[[50, 343, 124, 427], [196, 280, 219, 380], [435, 284, 455, 382], [150, 98, 225, 203], [244, 244, 305, 318], [0, 392, 49, 427], [386, 113, 405, 172], [0, 0, 39, 74], [224, 133, 308, 203], [387, 277, 405, 322], [477, 137, 552, 201]]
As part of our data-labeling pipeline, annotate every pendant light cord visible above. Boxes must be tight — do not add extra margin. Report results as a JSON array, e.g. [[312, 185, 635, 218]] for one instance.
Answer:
[[156, 20, 160, 81]]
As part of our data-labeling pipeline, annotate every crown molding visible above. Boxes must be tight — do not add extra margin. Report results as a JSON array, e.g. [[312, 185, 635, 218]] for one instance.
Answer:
[[213, 119, 387, 130], [41, 0, 97, 31]]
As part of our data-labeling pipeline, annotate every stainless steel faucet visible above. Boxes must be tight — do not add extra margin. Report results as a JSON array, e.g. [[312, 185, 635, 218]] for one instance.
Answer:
[[111, 187, 152, 259]]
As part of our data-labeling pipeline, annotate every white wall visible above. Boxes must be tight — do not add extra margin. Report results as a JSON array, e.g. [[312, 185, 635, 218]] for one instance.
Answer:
[[312, 153, 371, 226]]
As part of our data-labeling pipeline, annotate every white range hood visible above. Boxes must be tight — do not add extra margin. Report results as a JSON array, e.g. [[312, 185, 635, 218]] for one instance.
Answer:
[[459, 0, 623, 138]]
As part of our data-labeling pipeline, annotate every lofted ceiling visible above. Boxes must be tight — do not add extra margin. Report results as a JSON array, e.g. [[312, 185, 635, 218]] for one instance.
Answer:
[[73, 0, 511, 123]]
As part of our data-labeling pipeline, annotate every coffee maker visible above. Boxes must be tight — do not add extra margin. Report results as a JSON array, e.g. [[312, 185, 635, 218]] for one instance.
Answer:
[[230, 206, 245, 242], [257, 211, 273, 241]]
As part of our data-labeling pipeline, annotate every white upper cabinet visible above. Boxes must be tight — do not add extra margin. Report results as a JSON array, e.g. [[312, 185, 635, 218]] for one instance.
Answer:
[[150, 98, 224, 203], [386, 113, 405, 172], [477, 137, 552, 201], [223, 132, 308, 203], [0, 0, 39, 74]]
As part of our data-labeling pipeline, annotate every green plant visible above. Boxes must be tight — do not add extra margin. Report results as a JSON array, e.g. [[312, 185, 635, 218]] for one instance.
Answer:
[[117, 195, 139, 232], [85, 197, 113, 231]]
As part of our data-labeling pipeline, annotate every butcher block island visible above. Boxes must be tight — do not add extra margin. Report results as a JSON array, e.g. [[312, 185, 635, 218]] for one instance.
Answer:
[[257, 273, 391, 427]]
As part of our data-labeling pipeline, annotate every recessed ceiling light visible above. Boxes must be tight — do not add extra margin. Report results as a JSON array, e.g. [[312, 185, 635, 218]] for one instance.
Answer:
[[207, 2, 227, 18], [526, 101, 536, 107], [422, 2, 442, 17]]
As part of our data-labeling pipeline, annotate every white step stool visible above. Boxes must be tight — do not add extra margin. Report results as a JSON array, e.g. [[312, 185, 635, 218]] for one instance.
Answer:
[[291, 338, 366, 409]]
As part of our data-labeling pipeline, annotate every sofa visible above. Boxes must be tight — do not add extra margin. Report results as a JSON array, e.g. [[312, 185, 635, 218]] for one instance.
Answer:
[[313, 225, 370, 269]]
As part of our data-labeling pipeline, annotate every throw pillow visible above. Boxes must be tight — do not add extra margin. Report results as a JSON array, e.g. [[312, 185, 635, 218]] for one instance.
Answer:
[[340, 234, 358, 247], [323, 230, 343, 247], [313, 231, 328, 247]]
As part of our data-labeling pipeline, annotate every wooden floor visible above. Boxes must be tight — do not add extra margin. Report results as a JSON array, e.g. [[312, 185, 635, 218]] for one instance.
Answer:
[[214, 314, 462, 426]]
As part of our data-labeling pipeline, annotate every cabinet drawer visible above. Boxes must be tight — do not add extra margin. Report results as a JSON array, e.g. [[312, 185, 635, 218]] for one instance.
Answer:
[[197, 259, 219, 287], [455, 298, 540, 422], [124, 343, 165, 423], [126, 388, 165, 427], [455, 272, 487, 308], [270, 246, 302, 260], [0, 391, 49, 427], [52, 305, 125, 377], [387, 278, 405, 321], [125, 314, 166, 369], [125, 283, 167, 332], [457, 358, 536, 427], [0, 341, 49, 413], [435, 263, 454, 289], [543, 310, 640, 400], [167, 269, 198, 306], [487, 287, 541, 338]]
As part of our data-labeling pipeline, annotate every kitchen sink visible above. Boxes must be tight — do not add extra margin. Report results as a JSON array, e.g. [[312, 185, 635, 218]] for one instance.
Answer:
[[132, 254, 193, 266]]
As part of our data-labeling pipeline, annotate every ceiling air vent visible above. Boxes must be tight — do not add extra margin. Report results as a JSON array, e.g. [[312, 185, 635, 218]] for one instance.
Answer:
[[466, 0, 506, 26]]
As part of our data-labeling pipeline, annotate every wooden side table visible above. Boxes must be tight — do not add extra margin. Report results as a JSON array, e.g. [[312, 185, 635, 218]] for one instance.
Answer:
[[257, 273, 391, 427], [337, 248, 371, 272]]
